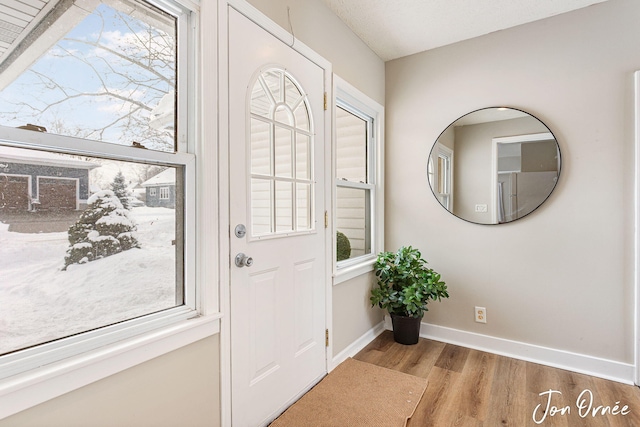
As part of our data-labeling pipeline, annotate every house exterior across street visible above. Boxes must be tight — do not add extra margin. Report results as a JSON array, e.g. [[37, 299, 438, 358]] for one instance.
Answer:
[[140, 167, 176, 208], [0, 147, 98, 211]]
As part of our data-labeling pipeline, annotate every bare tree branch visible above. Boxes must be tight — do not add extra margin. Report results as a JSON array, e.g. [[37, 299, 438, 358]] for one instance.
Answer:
[[63, 37, 174, 86], [0, 6, 176, 151]]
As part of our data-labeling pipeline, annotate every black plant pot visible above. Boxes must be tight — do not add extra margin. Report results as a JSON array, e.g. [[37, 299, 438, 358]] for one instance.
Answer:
[[390, 313, 423, 345]]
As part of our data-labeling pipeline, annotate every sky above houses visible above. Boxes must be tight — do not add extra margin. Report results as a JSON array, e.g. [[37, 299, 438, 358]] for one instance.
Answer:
[[0, 3, 176, 151]]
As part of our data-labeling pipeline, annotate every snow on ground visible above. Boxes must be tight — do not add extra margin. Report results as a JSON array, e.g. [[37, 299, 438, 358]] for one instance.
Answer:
[[0, 207, 177, 355]]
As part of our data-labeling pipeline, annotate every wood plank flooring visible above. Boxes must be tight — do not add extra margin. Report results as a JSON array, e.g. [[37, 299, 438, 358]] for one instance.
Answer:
[[353, 331, 640, 426]]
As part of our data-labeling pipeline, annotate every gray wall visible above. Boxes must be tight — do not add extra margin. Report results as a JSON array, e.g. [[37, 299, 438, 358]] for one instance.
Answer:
[[385, 0, 639, 363]]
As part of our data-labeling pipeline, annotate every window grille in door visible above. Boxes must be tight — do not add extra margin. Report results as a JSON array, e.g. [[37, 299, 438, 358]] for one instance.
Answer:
[[249, 68, 314, 237]]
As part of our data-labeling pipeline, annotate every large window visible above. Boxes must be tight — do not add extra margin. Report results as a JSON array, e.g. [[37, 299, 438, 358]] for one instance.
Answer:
[[334, 78, 383, 274], [0, 0, 196, 380]]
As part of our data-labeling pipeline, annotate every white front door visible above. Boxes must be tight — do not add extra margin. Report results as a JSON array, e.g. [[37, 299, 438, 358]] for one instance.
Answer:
[[228, 8, 327, 427]]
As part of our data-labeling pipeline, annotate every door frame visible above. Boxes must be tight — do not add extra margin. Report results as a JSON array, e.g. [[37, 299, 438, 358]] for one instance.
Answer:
[[490, 132, 555, 224], [218, 1, 333, 425], [635, 70, 640, 386], [428, 142, 454, 212]]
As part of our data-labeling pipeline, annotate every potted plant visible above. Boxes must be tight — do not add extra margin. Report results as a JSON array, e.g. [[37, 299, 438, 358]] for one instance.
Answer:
[[370, 246, 448, 345]]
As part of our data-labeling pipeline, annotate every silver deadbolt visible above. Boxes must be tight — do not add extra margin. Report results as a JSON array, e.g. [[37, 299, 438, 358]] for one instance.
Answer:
[[234, 224, 246, 238], [235, 253, 253, 268]]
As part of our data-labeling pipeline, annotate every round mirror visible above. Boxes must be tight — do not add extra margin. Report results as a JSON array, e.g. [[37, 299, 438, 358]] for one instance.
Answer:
[[428, 107, 561, 225]]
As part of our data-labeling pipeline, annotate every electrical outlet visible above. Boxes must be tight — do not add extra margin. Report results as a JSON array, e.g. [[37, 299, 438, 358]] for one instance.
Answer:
[[475, 306, 487, 323]]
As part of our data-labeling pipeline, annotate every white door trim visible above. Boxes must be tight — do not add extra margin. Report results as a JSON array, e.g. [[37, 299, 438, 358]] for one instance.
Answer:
[[218, 2, 333, 425], [634, 70, 640, 386]]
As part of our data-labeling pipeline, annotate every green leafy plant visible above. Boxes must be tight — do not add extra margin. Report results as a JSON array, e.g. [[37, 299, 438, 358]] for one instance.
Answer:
[[370, 246, 448, 318]]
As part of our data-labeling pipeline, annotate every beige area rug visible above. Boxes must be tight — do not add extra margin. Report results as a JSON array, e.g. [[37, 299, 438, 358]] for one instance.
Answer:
[[269, 358, 427, 427]]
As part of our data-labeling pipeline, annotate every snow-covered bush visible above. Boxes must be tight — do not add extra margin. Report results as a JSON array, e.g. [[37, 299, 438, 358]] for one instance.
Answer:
[[63, 190, 139, 270]]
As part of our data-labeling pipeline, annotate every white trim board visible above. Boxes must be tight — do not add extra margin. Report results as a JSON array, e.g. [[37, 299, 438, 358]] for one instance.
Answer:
[[417, 322, 635, 385], [634, 70, 640, 386], [336, 318, 634, 385], [329, 321, 386, 372]]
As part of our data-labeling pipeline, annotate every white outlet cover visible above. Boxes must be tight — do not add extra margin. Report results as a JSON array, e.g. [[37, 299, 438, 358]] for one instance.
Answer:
[[475, 306, 487, 323]]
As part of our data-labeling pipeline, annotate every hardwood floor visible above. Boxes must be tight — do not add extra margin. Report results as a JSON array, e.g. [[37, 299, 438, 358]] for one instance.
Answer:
[[353, 331, 640, 426]]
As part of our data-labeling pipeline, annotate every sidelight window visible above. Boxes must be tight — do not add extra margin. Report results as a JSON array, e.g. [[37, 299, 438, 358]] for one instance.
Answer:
[[334, 77, 384, 275], [335, 105, 373, 262]]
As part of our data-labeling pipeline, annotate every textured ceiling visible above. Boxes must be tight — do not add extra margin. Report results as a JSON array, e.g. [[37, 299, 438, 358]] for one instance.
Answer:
[[321, 0, 609, 61]]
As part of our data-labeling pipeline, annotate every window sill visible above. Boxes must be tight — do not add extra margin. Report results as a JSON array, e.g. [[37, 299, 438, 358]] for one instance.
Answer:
[[0, 313, 222, 420], [334, 257, 376, 285]]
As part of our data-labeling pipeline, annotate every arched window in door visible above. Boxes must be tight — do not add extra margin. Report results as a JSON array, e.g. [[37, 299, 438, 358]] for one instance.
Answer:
[[249, 68, 314, 237]]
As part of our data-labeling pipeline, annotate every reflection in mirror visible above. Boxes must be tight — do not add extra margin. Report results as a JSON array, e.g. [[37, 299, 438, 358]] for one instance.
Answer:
[[428, 107, 561, 225]]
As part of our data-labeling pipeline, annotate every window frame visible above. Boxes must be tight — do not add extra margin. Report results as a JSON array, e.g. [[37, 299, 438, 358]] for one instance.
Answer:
[[0, 122, 196, 379], [333, 76, 384, 284], [0, 0, 219, 419]]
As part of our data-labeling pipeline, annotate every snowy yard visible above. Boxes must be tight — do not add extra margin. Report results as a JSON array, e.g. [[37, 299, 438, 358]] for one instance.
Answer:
[[0, 207, 177, 355]]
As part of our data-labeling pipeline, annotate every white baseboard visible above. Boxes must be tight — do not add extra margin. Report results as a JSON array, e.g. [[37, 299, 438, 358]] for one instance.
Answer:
[[417, 322, 635, 385], [349, 318, 634, 384], [329, 321, 385, 371]]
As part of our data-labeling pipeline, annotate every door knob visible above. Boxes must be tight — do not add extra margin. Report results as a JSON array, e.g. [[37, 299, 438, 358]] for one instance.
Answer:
[[235, 253, 253, 268]]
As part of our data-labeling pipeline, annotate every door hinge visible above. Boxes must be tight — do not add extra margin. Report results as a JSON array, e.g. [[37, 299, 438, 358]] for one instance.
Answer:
[[325, 329, 329, 347], [324, 92, 327, 110], [324, 210, 328, 228]]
